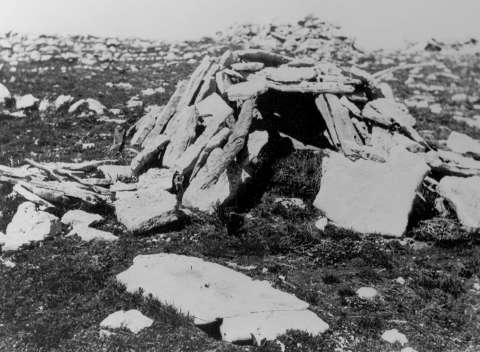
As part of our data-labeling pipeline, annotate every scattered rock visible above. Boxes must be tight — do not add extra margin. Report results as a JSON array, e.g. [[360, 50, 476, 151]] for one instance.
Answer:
[[381, 329, 408, 345], [356, 287, 379, 299], [61, 209, 103, 227], [314, 148, 429, 237], [98, 165, 132, 183], [100, 310, 153, 334], [15, 94, 39, 109], [0, 202, 61, 251], [54, 94, 74, 110], [315, 217, 328, 231], [68, 98, 106, 115], [67, 225, 118, 242], [117, 253, 329, 343]]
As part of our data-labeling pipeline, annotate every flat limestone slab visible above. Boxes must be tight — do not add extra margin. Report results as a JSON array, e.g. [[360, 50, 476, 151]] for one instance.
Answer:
[[313, 148, 429, 237], [438, 176, 480, 230], [114, 189, 178, 234], [116, 254, 328, 342]]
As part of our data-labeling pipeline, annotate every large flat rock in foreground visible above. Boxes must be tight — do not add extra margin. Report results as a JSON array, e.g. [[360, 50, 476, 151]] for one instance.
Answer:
[[314, 148, 429, 237], [116, 254, 328, 343]]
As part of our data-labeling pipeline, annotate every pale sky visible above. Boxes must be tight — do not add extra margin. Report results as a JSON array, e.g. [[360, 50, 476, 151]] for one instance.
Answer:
[[1, 0, 479, 49]]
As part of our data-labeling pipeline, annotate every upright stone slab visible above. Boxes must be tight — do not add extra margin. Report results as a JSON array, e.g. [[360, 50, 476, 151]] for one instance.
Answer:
[[117, 253, 328, 343], [438, 176, 480, 231], [313, 148, 429, 237]]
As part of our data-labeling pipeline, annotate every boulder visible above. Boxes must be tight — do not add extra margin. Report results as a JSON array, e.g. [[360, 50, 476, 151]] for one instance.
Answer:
[[438, 176, 480, 230], [114, 188, 179, 234], [313, 148, 429, 237], [130, 105, 164, 146], [117, 254, 328, 343], [100, 310, 153, 334], [0, 202, 61, 251], [447, 131, 480, 157]]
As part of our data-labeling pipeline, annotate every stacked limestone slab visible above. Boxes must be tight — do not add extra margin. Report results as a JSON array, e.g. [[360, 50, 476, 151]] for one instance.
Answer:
[[122, 46, 435, 236]]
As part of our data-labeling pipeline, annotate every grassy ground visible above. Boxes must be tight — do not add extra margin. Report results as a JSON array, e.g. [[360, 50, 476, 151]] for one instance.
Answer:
[[0, 36, 479, 352]]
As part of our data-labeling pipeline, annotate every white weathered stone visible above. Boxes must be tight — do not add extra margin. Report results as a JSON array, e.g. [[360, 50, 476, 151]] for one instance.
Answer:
[[313, 148, 429, 237], [265, 66, 317, 83], [68, 98, 106, 115], [137, 168, 174, 191], [100, 310, 153, 334], [245, 131, 269, 165], [54, 94, 74, 110], [68, 225, 118, 242], [447, 131, 480, 157], [221, 310, 328, 344], [114, 188, 178, 233], [130, 135, 169, 175], [227, 79, 268, 101], [362, 98, 416, 128], [315, 217, 328, 231], [356, 287, 379, 299], [0, 202, 61, 251], [381, 329, 408, 346], [130, 105, 163, 146], [117, 254, 328, 342], [438, 176, 480, 230], [15, 94, 39, 109], [231, 62, 265, 72], [0, 83, 10, 102], [61, 209, 103, 227], [98, 165, 132, 183]]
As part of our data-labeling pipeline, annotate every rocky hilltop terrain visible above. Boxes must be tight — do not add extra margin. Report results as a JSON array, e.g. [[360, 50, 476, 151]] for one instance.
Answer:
[[0, 16, 479, 352]]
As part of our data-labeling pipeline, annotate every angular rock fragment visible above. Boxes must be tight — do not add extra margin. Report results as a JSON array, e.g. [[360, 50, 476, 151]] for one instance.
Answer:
[[314, 148, 430, 237], [98, 165, 133, 183], [100, 310, 153, 334], [447, 131, 480, 157], [61, 209, 103, 227], [130, 135, 169, 176], [68, 225, 118, 242], [231, 62, 265, 72], [265, 66, 317, 83], [114, 188, 179, 234], [438, 176, 480, 231], [0, 202, 61, 251], [129, 105, 164, 146], [362, 98, 416, 128], [227, 79, 268, 101], [137, 167, 174, 191], [117, 254, 328, 343], [68, 98, 106, 115]]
